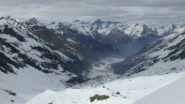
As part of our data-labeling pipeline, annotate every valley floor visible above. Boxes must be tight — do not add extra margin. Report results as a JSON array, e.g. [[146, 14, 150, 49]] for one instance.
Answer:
[[26, 72, 185, 104], [72, 57, 125, 88], [88, 57, 124, 78]]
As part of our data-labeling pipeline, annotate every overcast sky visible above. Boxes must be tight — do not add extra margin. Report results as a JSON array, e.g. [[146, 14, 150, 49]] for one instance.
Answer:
[[0, 0, 185, 25]]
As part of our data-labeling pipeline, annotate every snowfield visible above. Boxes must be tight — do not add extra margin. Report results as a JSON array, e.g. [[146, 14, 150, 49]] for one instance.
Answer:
[[26, 72, 185, 104], [134, 73, 185, 104], [0, 66, 69, 104]]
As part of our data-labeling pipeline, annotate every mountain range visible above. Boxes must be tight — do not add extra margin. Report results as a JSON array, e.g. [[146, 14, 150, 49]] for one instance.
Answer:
[[0, 16, 185, 104]]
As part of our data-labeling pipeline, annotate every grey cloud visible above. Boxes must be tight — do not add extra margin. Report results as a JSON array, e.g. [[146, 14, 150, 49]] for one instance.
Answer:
[[1, 0, 185, 7], [0, 0, 185, 25]]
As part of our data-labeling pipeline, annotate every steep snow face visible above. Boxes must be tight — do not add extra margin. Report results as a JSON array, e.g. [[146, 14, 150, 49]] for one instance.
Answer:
[[0, 17, 77, 104], [25, 72, 185, 104]]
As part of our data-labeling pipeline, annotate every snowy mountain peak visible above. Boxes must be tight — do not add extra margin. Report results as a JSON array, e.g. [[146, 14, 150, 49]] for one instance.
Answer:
[[0, 16, 31, 35], [157, 24, 185, 35], [0, 16, 22, 23], [123, 23, 155, 38], [93, 19, 103, 25], [62, 19, 156, 39], [26, 18, 45, 26], [0, 16, 19, 25]]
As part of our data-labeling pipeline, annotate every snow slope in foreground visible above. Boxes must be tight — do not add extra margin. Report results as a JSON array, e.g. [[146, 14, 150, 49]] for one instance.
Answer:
[[26, 72, 185, 104], [134, 73, 185, 104], [0, 66, 68, 104]]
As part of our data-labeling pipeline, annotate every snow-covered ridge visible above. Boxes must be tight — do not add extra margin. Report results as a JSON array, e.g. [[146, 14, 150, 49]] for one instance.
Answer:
[[0, 16, 30, 33], [47, 19, 185, 40]]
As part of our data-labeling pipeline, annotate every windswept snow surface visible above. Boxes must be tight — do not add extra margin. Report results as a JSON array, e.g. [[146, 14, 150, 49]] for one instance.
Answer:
[[134, 73, 185, 104], [26, 72, 185, 104]]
